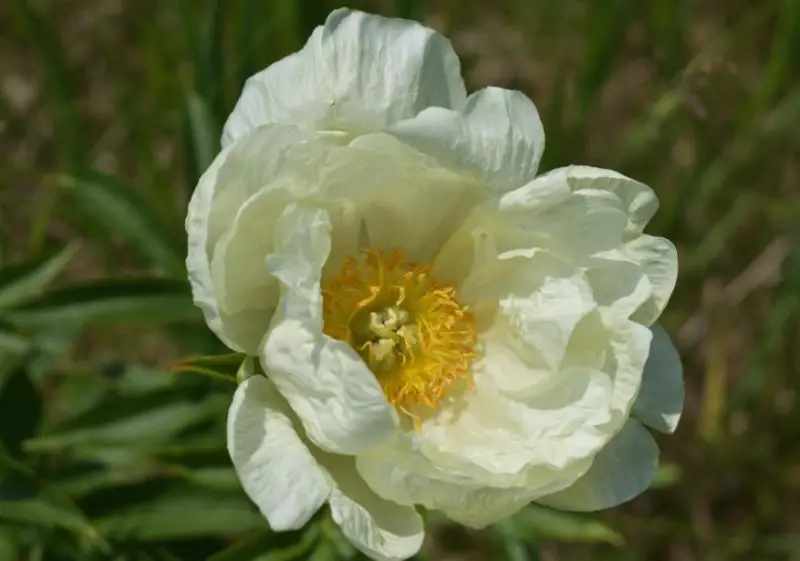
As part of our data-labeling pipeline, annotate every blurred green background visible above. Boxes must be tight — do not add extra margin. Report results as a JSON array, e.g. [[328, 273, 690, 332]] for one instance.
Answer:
[[1, 0, 799, 560]]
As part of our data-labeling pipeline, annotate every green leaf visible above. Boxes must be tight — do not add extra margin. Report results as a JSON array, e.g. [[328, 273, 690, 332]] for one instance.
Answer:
[[0, 497, 98, 538], [0, 243, 78, 310], [494, 520, 542, 561], [0, 366, 41, 457], [95, 488, 266, 541], [0, 328, 31, 357], [501, 505, 623, 546], [170, 352, 246, 385], [178, 467, 240, 490], [0, 527, 17, 560], [56, 172, 184, 274], [25, 393, 226, 453], [5, 279, 197, 327], [0, 450, 106, 549], [208, 524, 322, 561], [184, 92, 220, 189]]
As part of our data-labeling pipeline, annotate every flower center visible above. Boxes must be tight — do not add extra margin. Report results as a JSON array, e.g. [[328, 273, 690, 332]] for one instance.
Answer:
[[322, 249, 477, 417]]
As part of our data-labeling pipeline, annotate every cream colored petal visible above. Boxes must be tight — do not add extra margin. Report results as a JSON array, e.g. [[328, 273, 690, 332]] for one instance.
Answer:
[[389, 87, 545, 193], [556, 165, 659, 237], [459, 248, 596, 378], [625, 235, 679, 326], [536, 419, 659, 511], [319, 455, 424, 561], [227, 376, 332, 530], [207, 186, 293, 354], [262, 204, 396, 455], [600, 314, 653, 425], [187, 124, 329, 353], [419, 369, 613, 479], [321, 133, 485, 263], [187, 142, 236, 349], [222, 8, 466, 146], [356, 453, 590, 529], [632, 325, 683, 433], [584, 249, 652, 320]]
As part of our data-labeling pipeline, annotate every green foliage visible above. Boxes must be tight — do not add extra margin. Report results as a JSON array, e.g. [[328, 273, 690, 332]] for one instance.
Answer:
[[4, 0, 798, 560]]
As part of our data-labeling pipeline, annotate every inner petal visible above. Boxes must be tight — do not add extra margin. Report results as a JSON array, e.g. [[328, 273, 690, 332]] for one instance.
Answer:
[[322, 248, 478, 419]]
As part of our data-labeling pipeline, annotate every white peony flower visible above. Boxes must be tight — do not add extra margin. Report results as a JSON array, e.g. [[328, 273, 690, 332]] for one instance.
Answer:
[[186, 8, 683, 561]]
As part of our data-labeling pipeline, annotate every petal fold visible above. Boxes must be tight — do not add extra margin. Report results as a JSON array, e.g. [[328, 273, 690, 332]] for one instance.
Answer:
[[227, 376, 331, 530], [325, 456, 424, 561], [632, 325, 683, 433], [223, 8, 466, 146], [389, 87, 545, 193], [262, 204, 396, 455], [536, 419, 659, 512]]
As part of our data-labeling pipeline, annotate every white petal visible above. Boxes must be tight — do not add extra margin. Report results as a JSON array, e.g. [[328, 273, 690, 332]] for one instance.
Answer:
[[186, 124, 329, 352], [583, 250, 652, 320], [459, 248, 596, 378], [536, 419, 659, 512], [187, 142, 235, 348], [227, 376, 331, 530], [321, 133, 484, 263], [389, 87, 545, 193], [356, 453, 589, 529], [625, 235, 679, 326], [420, 369, 613, 477], [501, 188, 628, 260], [223, 8, 466, 146], [632, 325, 683, 433], [601, 315, 653, 423], [556, 165, 659, 236], [321, 456, 424, 561], [262, 204, 396, 455]]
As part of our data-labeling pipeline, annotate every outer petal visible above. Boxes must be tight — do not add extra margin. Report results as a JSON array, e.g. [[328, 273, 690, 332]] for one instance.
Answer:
[[356, 453, 590, 529], [323, 456, 424, 561], [222, 8, 466, 146], [632, 325, 683, 433], [626, 235, 679, 326], [536, 419, 659, 511], [227, 375, 331, 530], [187, 142, 235, 347], [388, 87, 545, 194], [458, 247, 597, 393], [186, 124, 328, 352], [555, 165, 659, 237], [262, 204, 396, 455], [419, 369, 613, 477]]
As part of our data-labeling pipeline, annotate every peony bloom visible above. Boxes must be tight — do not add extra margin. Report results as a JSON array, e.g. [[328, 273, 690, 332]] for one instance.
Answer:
[[186, 8, 683, 561]]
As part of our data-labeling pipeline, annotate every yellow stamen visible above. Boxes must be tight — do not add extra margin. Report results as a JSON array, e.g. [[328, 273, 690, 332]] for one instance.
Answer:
[[322, 248, 477, 416]]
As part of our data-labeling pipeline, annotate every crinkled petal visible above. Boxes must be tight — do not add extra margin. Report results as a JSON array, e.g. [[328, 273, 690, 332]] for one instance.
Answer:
[[389, 87, 545, 193], [420, 369, 613, 477], [536, 419, 659, 512], [499, 189, 628, 261], [458, 247, 596, 383], [555, 165, 659, 237], [626, 235, 679, 326], [223, 8, 466, 146], [227, 375, 331, 530], [262, 204, 396, 455], [356, 453, 590, 529], [321, 133, 485, 263], [321, 456, 424, 561], [601, 314, 653, 424], [187, 142, 236, 348], [632, 325, 683, 433], [187, 124, 329, 352]]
